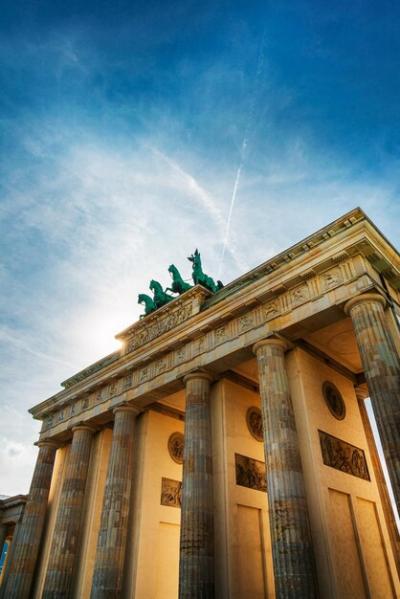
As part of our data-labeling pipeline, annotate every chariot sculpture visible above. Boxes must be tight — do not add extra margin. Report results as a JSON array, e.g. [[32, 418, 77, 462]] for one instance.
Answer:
[[137, 249, 223, 318]]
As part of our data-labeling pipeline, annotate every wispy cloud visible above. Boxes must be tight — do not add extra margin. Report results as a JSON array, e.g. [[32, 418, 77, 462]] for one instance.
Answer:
[[1, 2, 400, 497]]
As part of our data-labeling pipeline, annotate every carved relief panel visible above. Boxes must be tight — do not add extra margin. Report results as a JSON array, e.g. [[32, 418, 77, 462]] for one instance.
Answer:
[[319, 430, 370, 480], [168, 432, 184, 464], [235, 453, 267, 492], [246, 407, 263, 442], [160, 477, 182, 507]]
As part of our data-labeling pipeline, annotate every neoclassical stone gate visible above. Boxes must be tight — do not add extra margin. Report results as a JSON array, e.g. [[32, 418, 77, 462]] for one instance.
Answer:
[[1, 208, 400, 599]]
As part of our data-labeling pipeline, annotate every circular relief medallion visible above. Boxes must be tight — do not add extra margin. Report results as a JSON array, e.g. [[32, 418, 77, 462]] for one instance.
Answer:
[[323, 381, 346, 420], [168, 432, 184, 464], [246, 407, 264, 442]]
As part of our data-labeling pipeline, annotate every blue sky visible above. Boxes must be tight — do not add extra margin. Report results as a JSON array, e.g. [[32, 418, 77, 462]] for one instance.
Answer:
[[1, 1, 400, 494]]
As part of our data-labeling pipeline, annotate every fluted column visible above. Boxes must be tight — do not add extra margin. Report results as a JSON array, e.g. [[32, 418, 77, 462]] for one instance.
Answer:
[[345, 293, 400, 512], [1, 441, 57, 599], [253, 338, 318, 599], [90, 405, 138, 599], [42, 424, 95, 599], [0, 524, 6, 562], [179, 371, 214, 599]]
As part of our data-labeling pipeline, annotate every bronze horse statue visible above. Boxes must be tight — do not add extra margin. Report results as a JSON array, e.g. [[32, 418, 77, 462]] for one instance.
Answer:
[[188, 249, 223, 293], [166, 264, 192, 294]]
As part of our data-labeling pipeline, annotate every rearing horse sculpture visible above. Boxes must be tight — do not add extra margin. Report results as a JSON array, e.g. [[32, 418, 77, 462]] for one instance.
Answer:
[[188, 249, 223, 293], [166, 264, 192, 295], [150, 279, 175, 309], [138, 293, 156, 317]]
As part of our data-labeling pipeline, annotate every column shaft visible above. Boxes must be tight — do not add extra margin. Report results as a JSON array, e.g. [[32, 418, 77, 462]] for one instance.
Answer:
[[1, 442, 57, 599], [346, 293, 400, 512], [0, 524, 6, 562], [0, 524, 7, 590], [254, 339, 317, 599], [179, 372, 214, 599], [90, 406, 137, 599], [42, 425, 94, 599]]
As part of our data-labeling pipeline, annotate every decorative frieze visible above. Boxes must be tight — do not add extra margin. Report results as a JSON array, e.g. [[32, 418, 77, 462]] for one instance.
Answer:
[[319, 430, 370, 480], [239, 313, 254, 332], [321, 266, 344, 291], [235, 453, 266, 492], [117, 286, 212, 353], [264, 299, 280, 320], [39, 257, 367, 434], [291, 283, 310, 307]]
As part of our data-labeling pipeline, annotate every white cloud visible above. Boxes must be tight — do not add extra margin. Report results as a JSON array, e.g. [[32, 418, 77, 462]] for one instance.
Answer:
[[0, 119, 399, 495]]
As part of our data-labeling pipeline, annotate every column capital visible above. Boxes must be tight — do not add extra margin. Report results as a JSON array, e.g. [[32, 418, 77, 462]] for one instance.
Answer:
[[112, 402, 140, 416], [253, 336, 290, 355], [34, 439, 58, 449], [71, 422, 97, 435], [344, 292, 386, 315], [183, 369, 213, 385]]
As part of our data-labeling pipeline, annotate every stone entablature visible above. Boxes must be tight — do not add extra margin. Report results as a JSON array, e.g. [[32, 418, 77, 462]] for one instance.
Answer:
[[0, 495, 27, 526], [37, 264, 376, 437], [116, 285, 212, 353], [30, 210, 400, 440], [205, 207, 400, 309], [61, 352, 120, 389]]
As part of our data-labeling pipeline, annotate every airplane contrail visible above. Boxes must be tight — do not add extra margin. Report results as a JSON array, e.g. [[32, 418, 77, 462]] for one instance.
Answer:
[[218, 33, 267, 277], [151, 146, 248, 273]]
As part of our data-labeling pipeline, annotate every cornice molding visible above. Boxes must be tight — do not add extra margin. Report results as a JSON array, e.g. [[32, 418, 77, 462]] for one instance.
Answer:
[[29, 210, 400, 429]]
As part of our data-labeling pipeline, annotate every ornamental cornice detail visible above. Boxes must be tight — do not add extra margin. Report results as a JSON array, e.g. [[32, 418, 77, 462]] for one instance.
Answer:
[[39, 257, 373, 437], [35, 228, 400, 419], [116, 285, 212, 353]]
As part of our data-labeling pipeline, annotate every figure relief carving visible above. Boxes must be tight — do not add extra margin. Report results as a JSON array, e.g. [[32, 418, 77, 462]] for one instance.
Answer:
[[168, 432, 184, 464], [128, 301, 193, 351], [124, 373, 132, 389], [177, 347, 185, 362], [265, 300, 279, 319], [215, 327, 226, 342], [196, 336, 205, 353], [235, 453, 267, 492], [291, 284, 310, 306], [322, 381, 346, 420], [156, 359, 167, 375], [239, 314, 253, 331], [139, 368, 148, 382], [246, 407, 264, 441], [319, 430, 370, 480], [322, 267, 343, 290], [160, 477, 182, 507]]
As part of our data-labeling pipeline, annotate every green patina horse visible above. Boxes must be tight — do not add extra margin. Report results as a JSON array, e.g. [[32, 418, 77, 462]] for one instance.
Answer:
[[166, 264, 192, 295], [150, 279, 175, 309], [138, 293, 156, 317], [188, 249, 223, 293]]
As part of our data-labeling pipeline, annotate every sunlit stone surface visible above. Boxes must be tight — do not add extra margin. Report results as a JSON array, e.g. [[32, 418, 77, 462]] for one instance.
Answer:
[[1, 208, 400, 599]]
